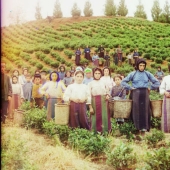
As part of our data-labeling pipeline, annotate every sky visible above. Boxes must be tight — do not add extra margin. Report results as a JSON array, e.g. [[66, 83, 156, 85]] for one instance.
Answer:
[[1, 0, 168, 26]]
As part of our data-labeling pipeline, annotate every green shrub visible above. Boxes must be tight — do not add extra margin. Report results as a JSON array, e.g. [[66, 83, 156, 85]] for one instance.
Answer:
[[144, 53, 151, 60], [155, 57, 163, 64], [145, 129, 165, 147], [51, 61, 59, 68], [23, 108, 47, 131], [144, 147, 170, 170], [118, 121, 137, 140], [106, 142, 137, 169], [151, 117, 161, 130], [80, 58, 89, 65], [166, 57, 170, 62], [36, 63, 43, 70], [68, 128, 110, 156], [150, 62, 156, 68], [149, 90, 163, 100], [42, 121, 70, 142]]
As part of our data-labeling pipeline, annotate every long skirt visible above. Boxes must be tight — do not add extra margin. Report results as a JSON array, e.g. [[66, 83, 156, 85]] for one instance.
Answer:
[[8, 94, 21, 118], [114, 56, 118, 65], [118, 53, 122, 61], [161, 92, 170, 133], [93, 60, 99, 67], [69, 101, 89, 129], [99, 52, 104, 58], [75, 55, 80, 66], [47, 98, 58, 121], [85, 53, 91, 60], [130, 88, 151, 131], [104, 60, 110, 67], [91, 95, 111, 133]]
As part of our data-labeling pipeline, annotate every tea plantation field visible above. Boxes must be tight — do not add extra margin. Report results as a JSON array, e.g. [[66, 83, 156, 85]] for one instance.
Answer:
[[1, 16, 170, 75]]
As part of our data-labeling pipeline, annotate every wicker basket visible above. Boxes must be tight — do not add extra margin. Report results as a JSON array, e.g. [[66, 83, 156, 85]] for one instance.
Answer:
[[14, 109, 25, 125], [109, 100, 114, 112], [150, 100, 163, 118], [113, 100, 132, 118], [55, 103, 69, 125]]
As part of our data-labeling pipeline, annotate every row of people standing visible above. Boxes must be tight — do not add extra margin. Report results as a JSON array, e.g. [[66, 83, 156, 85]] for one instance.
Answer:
[[75, 45, 140, 67]]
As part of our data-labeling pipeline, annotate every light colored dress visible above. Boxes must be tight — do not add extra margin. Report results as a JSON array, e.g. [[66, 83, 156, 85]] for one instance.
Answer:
[[88, 79, 111, 133], [160, 75, 170, 133]]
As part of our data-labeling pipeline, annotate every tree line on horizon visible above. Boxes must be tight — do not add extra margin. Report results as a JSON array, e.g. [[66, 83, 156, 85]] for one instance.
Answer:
[[8, 0, 170, 25]]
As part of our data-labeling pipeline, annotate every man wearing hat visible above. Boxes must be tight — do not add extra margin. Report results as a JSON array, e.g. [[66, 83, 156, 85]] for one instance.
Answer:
[[83, 68, 93, 85], [121, 58, 160, 136]]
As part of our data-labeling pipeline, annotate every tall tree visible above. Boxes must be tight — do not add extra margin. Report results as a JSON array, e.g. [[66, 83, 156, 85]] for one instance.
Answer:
[[104, 0, 116, 16], [83, 1, 93, 17], [117, 0, 128, 16], [134, 0, 147, 19], [71, 3, 81, 17], [35, 2, 42, 20], [53, 0, 63, 18], [151, 0, 162, 22], [8, 7, 26, 25], [162, 0, 170, 23]]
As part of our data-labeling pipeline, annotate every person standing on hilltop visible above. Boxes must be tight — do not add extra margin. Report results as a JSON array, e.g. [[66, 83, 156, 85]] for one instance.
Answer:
[[116, 45, 123, 65], [84, 45, 91, 61], [98, 45, 105, 59], [92, 52, 99, 67], [121, 58, 160, 136], [75, 48, 81, 66], [133, 49, 139, 66], [155, 66, 164, 83], [104, 52, 110, 67], [1, 62, 12, 123]]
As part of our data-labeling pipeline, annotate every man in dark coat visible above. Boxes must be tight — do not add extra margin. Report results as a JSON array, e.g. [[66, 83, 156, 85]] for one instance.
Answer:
[[1, 62, 12, 123]]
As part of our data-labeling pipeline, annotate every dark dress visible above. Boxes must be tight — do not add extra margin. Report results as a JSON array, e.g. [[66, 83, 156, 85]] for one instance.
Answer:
[[84, 48, 91, 60], [75, 50, 81, 66], [104, 54, 110, 67], [98, 47, 105, 58]]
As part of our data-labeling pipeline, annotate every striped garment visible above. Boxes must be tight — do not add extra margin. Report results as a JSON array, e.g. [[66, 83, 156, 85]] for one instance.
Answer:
[[91, 95, 111, 133], [47, 98, 58, 121], [161, 90, 170, 133], [69, 101, 89, 129], [8, 94, 21, 118], [130, 88, 151, 131]]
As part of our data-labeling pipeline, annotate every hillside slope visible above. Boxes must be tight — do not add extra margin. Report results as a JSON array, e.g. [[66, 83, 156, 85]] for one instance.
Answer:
[[1, 16, 170, 75]]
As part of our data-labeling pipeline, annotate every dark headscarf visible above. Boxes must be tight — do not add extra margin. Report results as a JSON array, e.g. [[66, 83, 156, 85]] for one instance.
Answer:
[[49, 71, 60, 82], [136, 58, 147, 71]]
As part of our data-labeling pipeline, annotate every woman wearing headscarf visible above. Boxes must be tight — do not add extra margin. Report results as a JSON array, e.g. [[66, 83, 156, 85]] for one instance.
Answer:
[[121, 58, 160, 135], [88, 68, 111, 133], [40, 71, 66, 120], [160, 73, 170, 133]]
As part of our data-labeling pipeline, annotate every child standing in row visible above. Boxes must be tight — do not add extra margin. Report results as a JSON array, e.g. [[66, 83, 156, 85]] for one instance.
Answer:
[[32, 74, 44, 108], [63, 70, 90, 129], [40, 71, 66, 120], [23, 74, 33, 101], [8, 76, 24, 118]]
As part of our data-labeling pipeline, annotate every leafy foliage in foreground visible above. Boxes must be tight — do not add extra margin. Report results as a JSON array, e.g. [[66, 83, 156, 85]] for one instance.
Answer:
[[144, 147, 170, 170], [106, 142, 137, 169], [68, 128, 110, 156]]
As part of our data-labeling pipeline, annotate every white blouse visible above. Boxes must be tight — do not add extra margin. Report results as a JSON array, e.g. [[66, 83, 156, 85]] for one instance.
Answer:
[[160, 75, 170, 95], [40, 81, 66, 98], [12, 83, 24, 98], [63, 83, 91, 104], [88, 79, 110, 96], [100, 76, 116, 92]]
